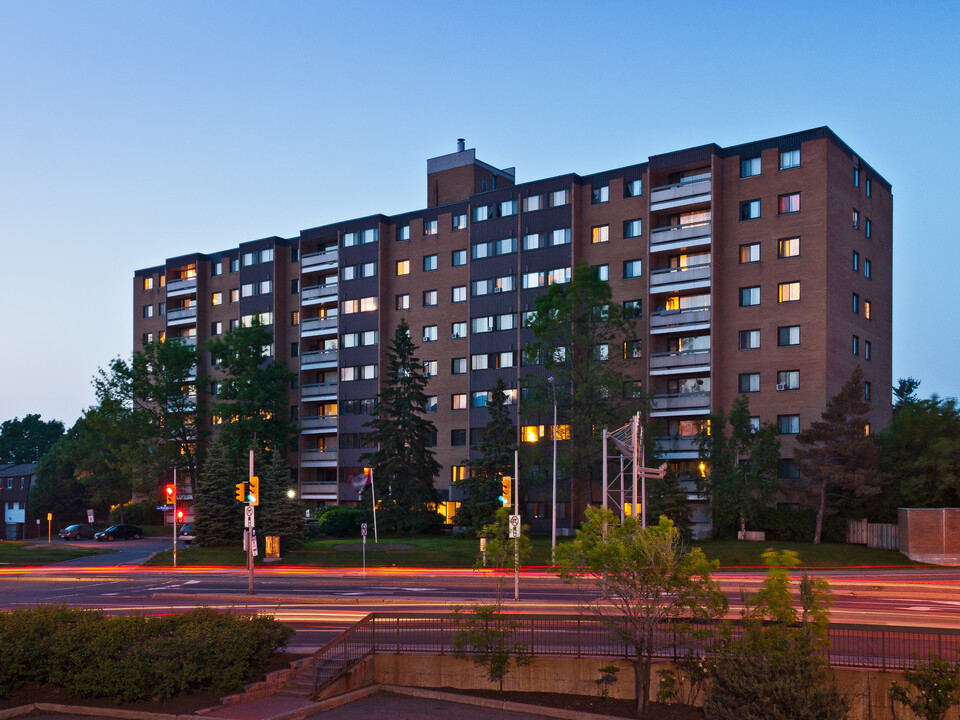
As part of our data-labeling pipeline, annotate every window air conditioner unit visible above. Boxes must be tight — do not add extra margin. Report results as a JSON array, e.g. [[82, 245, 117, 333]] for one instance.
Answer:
[[423, 335, 431, 342], [776, 383, 787, 391], [452, 332, 460, 339], [493, 287, 502, 293]]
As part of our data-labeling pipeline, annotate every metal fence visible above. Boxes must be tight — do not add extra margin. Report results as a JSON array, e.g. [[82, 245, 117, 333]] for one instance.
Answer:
[[306, 612, 960, 693]]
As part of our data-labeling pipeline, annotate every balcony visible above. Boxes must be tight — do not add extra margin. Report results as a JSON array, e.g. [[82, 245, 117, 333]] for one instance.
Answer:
[[301, 316, 338, 336], [166, 276, 197, 297], [300, 448, 338, 467], [649, 349, 710, 375], [301, 249, 338, 273], [654, 436, 702, 456], [650, 307, 711, 334], [166, 306, 197, 325], [301, 381, 338, 400], [302, 284, 338, 305], [301, 415, 338, 432], [649, 263, 711, 294], [300, 349, 338, 370], [176, 483, 195, 501], [650, 176, 711, 211], [650, 392, 712, 415], [650, 222, 711, 252], [299, 481, 338, 499]]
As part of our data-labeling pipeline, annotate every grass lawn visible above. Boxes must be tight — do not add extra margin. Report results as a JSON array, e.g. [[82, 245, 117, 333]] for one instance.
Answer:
[[142, 533, 920, 570], [692, 539, 921, 568], [0, 541, 112, 567]]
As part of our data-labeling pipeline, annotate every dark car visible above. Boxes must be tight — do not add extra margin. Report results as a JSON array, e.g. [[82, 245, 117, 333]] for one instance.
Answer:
[[94, 524, 143, 541], [58, 524, 96, 540], [178, 522, 195, 546]]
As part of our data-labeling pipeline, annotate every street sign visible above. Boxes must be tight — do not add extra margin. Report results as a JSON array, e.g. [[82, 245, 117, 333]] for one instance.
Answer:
[[156, 505, 173, 511], [244, 505, 255, 528], [508, 514, 521, 538], [86, 509, 94, 524], [360, 523, 367, 537]]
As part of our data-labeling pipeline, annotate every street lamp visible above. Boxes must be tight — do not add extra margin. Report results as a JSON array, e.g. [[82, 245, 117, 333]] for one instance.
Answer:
[[286, 489, 297, 499], [548, 376, 558, 564]]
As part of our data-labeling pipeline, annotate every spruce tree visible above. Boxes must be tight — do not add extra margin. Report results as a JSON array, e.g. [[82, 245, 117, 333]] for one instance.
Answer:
[[256, 451, 306, 553], [455, 377, 515, 535], [361, 319, 442, 534], [795, 366, 881, 544], [194, 439, 243, 547]]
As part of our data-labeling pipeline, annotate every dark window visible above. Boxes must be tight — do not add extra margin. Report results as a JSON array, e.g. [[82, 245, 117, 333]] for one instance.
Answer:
[[740, 199, 760, 220], [451, 429, 466, 446]]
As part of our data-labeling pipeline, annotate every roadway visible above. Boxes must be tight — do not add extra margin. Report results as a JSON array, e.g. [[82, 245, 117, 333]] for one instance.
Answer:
[[2, 537, 960, 652]]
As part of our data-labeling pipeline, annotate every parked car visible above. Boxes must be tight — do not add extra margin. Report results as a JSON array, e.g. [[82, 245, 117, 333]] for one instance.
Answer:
[[94, 524, 143, 541], [178, 522, 195, 546], [59, 524, 96, 540]]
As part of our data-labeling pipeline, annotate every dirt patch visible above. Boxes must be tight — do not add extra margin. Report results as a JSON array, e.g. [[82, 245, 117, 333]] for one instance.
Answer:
[[432, 687, 704, 719], [334, 543, 416, 552]]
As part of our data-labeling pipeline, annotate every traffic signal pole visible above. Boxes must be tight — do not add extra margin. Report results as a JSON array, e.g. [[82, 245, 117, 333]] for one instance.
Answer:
[[248, 449, 255, 596], [172, 469, 177, 569]]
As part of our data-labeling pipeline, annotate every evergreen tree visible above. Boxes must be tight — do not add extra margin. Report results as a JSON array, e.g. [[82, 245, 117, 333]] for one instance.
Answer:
[[697, 395, 780, 538], [193, 439, 243, 547], [795, 366, 882, 544], [257, 450, 306, 553], [206, 319, 297, 465], [361, 319, 443, 534], [455, 377, 515, 535], [524, 263, 641, 525]]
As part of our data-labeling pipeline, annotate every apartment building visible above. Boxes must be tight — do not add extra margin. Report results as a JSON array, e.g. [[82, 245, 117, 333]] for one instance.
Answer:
[[133, 128, 892, 529]]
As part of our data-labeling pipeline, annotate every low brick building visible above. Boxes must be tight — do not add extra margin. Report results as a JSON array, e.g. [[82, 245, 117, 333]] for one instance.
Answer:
[[899, 508, 960, 565]]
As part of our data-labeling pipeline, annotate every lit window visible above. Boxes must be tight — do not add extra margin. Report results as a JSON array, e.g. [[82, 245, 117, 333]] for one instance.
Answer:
[[452, 394, 467, 410], [739, 373, 760, 393], [425, 219, 438, 236], [591, 185, 609, 204], [778, 193, 800, 214], [625, 179, 642, 197], [623, 340, 642, 359], [739, 329, 760, 350], [422, 325, 437, 342], [780, 149, 800, 170], [740, 199, 760, 220], [230, 289, 239, 303], [143, 277, 153, 290], [471, 391, 489, 408], [360, 296, 377, 312], [864, 300, 872, 320], [778, 415, 800, 434], [212, 292, 222, 306], [739, 243, 760, 263], [522, 195, 541, 212], [591, 225, 609, 244], [291, 311, 299, 326], [623, 260, 642, 279], [740, 286, 760, 307], [452, 285, 467, 303], [423, 255, 438, 272], [423, 289, 438, 307], [397, 260, 410, 276], [778, 282, 800, 303], [452, 249, 467, 267], [852, 209, 860, 229], [741, 157, 761, 178], [778, 237, 800, 258], [452, 214, 467, 231]]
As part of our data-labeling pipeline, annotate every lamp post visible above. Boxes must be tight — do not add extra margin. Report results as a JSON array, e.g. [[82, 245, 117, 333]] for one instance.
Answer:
[[548, 376, 558, 564]]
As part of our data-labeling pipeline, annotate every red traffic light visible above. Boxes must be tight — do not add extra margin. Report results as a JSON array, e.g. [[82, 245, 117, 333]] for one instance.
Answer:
[[165, 484, 175, 498], [176, 509, 184, 521]]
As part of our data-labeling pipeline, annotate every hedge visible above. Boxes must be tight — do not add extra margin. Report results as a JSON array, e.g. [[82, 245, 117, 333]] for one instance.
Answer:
[[0, 605, 294, 702]]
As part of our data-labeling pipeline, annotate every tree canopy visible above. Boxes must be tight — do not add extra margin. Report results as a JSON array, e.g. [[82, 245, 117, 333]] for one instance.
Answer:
[[0, 414, 64, 465]]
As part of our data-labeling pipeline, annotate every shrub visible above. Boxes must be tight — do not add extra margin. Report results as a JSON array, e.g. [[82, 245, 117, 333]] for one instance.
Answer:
[[756, 506, 845, 543], [110, 500, 163, 527], [890, 653, 960, 720], [0, 605, 294, 702], [316, 506, 371, 537]]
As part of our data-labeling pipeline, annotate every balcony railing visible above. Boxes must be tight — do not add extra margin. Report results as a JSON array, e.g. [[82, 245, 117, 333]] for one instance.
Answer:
[[302, 249, 338, 271], [649, 263, 711, 290], [299, 481, 338, 497], [651, 392, 712, 412], [301, 381, 338, 399], [301, 415, 338, 431], [650, 221, 711, 249], [649, 349, 711, 372], [302, 284, 339, 303], [301, 316, 338, 334], [650, 307, 711, 332], [166, 306, 197, 323], [650, 176, 711, 210], [654, 435, 702, 454], [301, 349, 338, 368], [301, 448, 338, 465], [166, 276, 197, 294]]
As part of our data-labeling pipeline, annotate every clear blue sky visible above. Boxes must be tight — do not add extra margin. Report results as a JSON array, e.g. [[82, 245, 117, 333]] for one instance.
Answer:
[[1, 0, 957, 426]]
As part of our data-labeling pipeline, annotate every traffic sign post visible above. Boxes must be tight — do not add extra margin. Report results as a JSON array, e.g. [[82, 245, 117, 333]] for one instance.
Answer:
[[360, 523, 367, 576], [508, 514, 521, 538], [246, 449, 256, 595], [86, 509, 94, 524]]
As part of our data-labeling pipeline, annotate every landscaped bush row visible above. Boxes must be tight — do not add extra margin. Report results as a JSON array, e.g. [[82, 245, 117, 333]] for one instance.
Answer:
[[755, 507, 846, 543], [0, 605, 294, 702]]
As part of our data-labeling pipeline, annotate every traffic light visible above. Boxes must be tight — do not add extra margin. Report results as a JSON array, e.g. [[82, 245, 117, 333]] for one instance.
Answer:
[[165, 484, 176, 501], [248, 476, 259, 506], [176, 509, 184, 522], [499, 477, 511, 506], [235, 482, 247, 503]]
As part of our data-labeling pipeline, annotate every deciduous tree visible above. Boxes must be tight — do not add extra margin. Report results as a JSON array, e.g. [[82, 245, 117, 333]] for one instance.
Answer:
[[0, 414, 65, 465]]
